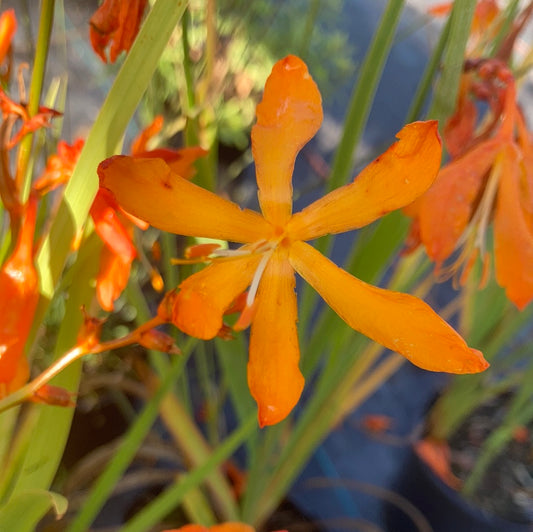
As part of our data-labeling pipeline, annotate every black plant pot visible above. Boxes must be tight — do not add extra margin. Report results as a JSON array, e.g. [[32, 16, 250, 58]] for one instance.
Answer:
[[385, 446, 533, 532]]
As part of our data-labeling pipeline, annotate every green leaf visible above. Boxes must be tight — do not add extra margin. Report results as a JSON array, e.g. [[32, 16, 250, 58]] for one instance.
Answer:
[[36, 0, 188, 303], [428, 0, 476, 123], [0, 489, 67, 532]]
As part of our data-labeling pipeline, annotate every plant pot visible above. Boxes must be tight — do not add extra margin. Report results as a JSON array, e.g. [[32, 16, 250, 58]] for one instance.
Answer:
[[385, 445, 532, 532]]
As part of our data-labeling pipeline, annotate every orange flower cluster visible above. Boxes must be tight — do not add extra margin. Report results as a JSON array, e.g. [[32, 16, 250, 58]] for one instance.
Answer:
[[99, 56, 488, 426], [0, 10, 58, 396], [34, 117, 205, 312], [406, 59, 533, 309]]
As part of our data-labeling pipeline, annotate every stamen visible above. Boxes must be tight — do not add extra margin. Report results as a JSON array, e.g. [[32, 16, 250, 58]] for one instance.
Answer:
[[246, 250, 273, 309], [234, 247, 276, 331], [438, 153, 502, 287]]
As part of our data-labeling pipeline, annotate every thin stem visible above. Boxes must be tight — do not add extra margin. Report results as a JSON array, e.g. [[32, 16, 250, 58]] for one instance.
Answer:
[[66, 354, 189, 532], [16, 0, 55, 200], [0, 316, 165, 413], [121, 414, 257, 532]]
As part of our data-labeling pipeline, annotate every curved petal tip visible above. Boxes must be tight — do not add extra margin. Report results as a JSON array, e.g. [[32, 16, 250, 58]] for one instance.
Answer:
[[457, 348, 489, 374]]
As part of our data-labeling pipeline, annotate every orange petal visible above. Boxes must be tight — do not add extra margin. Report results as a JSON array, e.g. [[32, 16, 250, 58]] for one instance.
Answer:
[[0, 10, 16, 65], [131, 115, 163, 154], [211, 525, 255, 532], [89, 0, 147, 63], [418, 138, 501, 263], [287, 121, 442, 241], [90, 188, 137, 262], [252, 55, 322, 226], [164, 527, 208, 532], [172, 254, 262, 340], [248, 247, 304, 427], [0, 198, 39, 383], [134, 146, 208, 180], [98, 156, 272, 243], [96, 246, 132, 311], [289, 240, 489, 374], [443, 75, 478, 158], [493, 144, 533, 309]]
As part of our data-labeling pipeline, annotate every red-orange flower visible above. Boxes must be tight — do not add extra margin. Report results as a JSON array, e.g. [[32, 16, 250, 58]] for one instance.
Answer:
[[99, 55, 488, 427], [89, 0, 147, 63], [0, 9, 16, 67], [34, 120, 206, 311], [33, 139, 85, 195], [407, 61, 533, 309], [0, 196, 39, 394], [0, 89, 61, 150]]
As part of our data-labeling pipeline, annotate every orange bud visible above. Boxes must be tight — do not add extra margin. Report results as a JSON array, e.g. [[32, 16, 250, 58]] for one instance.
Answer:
[[77, 308, 104, 350], [217, 324, 235, 341], [0, 9, 16, 66], [151, 240, 162, 262], [138, 329, 181, 355], [31, 384, 76, 407], [150, 268, 164, 292], [0, 197, 38, 385]]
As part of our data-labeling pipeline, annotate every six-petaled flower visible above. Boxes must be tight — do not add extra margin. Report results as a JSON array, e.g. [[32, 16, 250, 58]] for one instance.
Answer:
[[99, 55, 488, 427]]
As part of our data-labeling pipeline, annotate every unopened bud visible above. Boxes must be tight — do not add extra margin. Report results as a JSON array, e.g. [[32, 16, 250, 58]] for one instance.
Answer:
[[139, 329, 181, 355], [32, 384, 76, 407]]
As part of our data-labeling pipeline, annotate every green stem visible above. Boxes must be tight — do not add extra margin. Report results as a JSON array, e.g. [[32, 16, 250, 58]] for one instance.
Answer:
[[427, 0, 476, 123], [327, 0, 405, 193], [298, 0, 321, 58], [17, 0, 55, 200], [122, 414, 257, 532], [66, 353, 190, 532], [405, 13, 451, 123]]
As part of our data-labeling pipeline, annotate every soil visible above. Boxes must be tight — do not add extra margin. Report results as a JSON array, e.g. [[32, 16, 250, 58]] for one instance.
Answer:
[[448, 394, 533, 524]]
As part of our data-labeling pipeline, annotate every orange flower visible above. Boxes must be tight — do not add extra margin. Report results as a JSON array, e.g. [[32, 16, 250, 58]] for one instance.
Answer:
[[0, 9, 16, 66], [89, 0, 147, 63], [408, 61, 533, 309], [0, 89, 61, 150], [33, 139, 85, 195], [0, 196, 39, 394], [99, 55, 488, 426], [33, 122, 205, 311]]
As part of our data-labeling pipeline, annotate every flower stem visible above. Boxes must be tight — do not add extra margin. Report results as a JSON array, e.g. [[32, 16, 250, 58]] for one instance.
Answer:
[[16, 0, 55, 199], [0, 316, 165, 413]]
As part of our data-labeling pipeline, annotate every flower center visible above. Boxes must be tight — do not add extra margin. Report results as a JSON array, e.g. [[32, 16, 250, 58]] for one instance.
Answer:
[[173, 227, 290, 331]]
